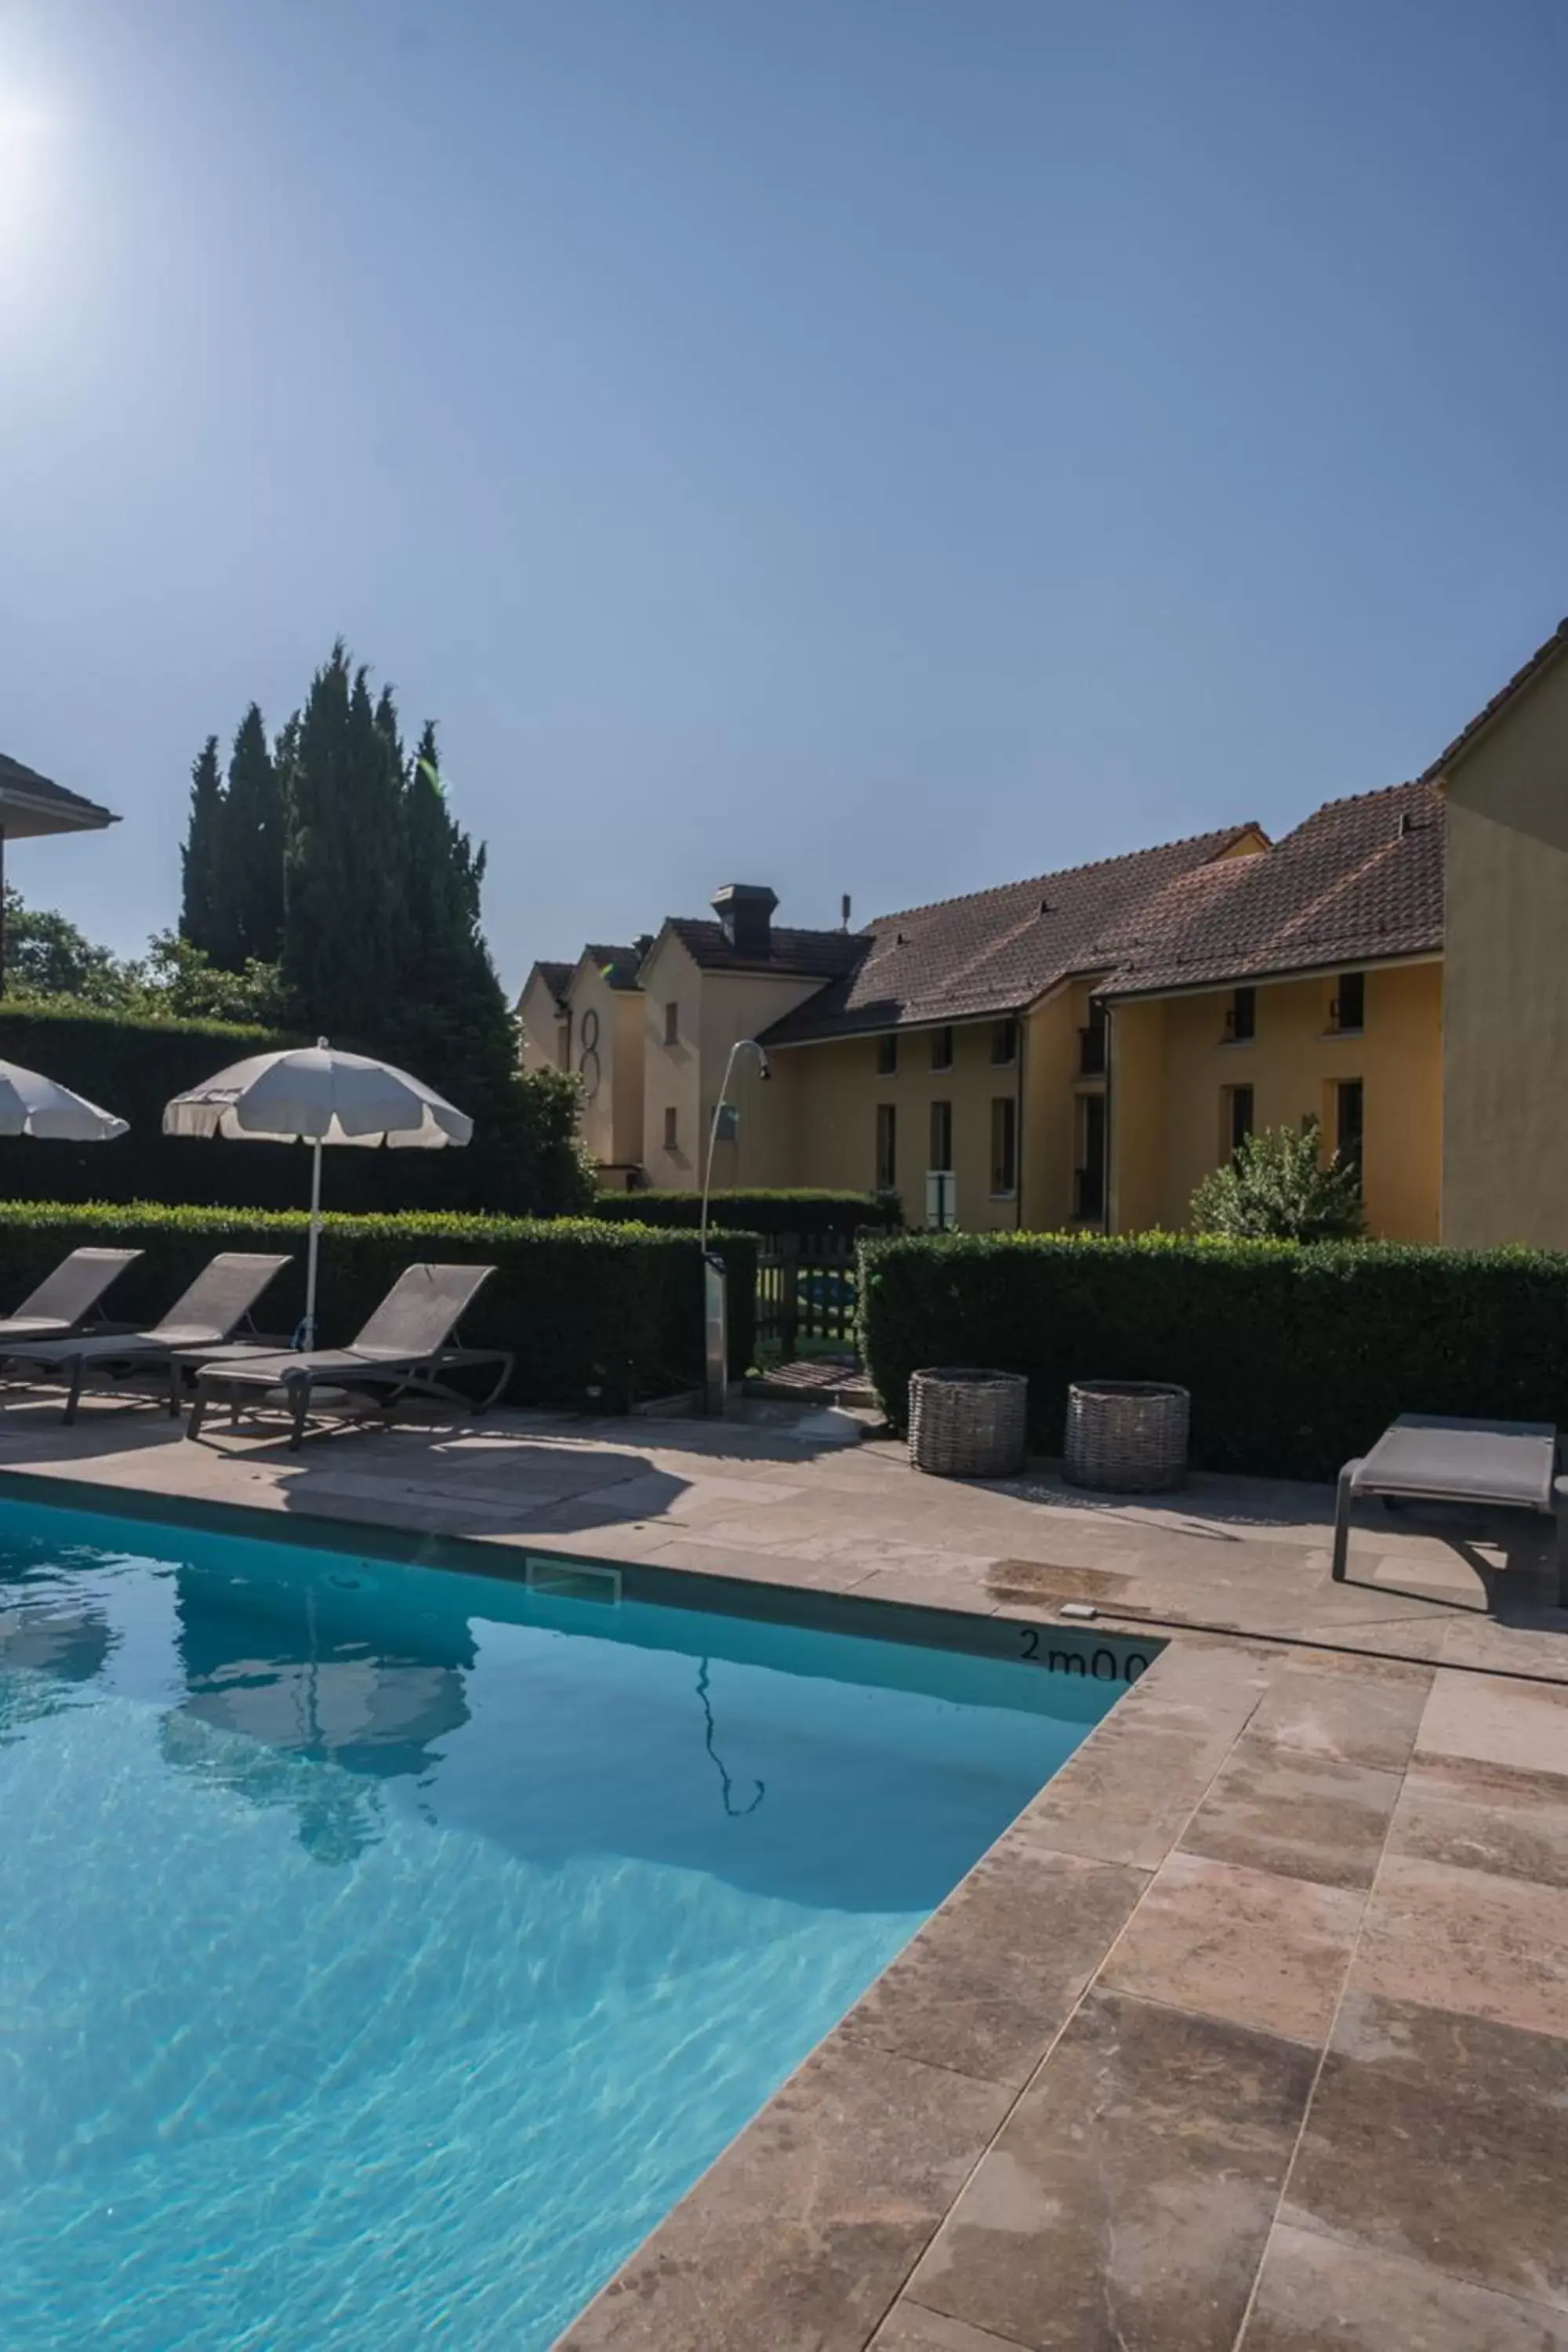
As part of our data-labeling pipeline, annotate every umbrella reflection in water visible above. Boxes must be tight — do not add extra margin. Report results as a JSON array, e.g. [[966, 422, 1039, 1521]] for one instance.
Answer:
[[160, 1566, 475, 1865]]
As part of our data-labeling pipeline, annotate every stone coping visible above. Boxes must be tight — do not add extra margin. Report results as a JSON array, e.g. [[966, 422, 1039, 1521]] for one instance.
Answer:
[[0, 1423, 1565, 2347]]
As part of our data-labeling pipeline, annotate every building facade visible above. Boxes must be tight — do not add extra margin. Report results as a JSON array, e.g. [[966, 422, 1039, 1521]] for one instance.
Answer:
[[518, 617, 1568, 1249]]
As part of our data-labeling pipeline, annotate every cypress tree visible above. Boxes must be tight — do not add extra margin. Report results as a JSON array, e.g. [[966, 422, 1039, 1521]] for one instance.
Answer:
[[281, 644, 405, 1039], [180, 736, 227, 959], [394, 720, 519, 1118], [223, 702, 285, 966]]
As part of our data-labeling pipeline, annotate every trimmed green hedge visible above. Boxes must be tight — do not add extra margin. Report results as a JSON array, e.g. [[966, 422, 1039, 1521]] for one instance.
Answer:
[[0, 1004, 589, 1218], [594, 1188, 902, 1239], [860, 1230, 1568, 1483], [0, 1201, 757, 1407]]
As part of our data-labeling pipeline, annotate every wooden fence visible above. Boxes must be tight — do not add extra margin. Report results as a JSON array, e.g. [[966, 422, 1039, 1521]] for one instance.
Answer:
[[753, 1233, 860, 1354]]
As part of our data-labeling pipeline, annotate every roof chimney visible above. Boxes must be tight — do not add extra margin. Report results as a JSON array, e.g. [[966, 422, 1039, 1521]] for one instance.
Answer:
[[712, 883, 777, 960]]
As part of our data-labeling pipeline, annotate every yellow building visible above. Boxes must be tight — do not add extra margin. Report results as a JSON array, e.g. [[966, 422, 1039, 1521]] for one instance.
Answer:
[[1428, 618, 1568, 1249], [517, 891, 860, 1192], [519, 616, 1568, 1247], [517, 942, 649, 1189]]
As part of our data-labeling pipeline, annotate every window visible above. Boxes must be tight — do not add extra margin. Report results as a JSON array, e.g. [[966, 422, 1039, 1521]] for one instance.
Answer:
[[1331, 972, 1364, 1034], [990, 1018, 1018, 1067], [662, 1105, 678, 1151], [990, 1097, 1018, 1195], [1225, 1083, 1254, 1156], [1075, 1093, 1107, 1221], [663, 1001, 679, 1047], [1336, 1079, 1363, 1189], [1079, 1002, 1106, 1075], [1226, 986, 1256, 1043], [875, 1033, 898, 1076], [928, 1100, 953, 1171], [930, 1026, 953, 1072], [875, 1102, 897, 1190]]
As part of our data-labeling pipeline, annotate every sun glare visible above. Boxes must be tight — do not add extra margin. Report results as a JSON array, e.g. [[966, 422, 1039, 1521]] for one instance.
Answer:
[[0, 97, 56, 262]]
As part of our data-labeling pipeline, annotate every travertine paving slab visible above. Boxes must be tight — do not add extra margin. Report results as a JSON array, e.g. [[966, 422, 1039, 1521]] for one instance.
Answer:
[[838, 1845, 1146, 2089], [1417, 1671, 1568, 1778], [1436, 1617, 1568, 1683], [1240, 2223, 1568, 2350], [1178, 1733, 1403, 1889], [1351, 1852, 1568, 2036], [1099, 1849, 1363, 2046], [1283, 1989, 1568, 2310], [871, 2306, 1035, 2350], [1008, 1638, 1270, 1869], [850, 1568, 1002, 1614], [1244, 1654, 1432, 1770], [1388, 1753, 1568, 1889], [906, 1988, 1315, 2352], [556, 2035, 1011, 2352], [1011, 1713, 1249, 1870]]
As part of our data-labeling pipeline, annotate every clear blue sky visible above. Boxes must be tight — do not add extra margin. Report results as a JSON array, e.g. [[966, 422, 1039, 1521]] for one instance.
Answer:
[[2, 0, 1565, 990]]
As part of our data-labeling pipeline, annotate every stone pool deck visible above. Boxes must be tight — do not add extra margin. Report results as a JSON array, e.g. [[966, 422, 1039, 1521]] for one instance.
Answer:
[[2, 1396, 1566, 2350]]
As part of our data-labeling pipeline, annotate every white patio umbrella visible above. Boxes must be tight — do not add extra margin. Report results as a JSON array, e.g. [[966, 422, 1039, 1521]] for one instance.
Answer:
[[0, 1058, 128, 1142], [162, 1038, 472, 1346]]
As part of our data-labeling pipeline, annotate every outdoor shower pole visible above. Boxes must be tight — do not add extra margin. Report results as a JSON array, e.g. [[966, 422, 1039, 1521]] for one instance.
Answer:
[[303, 1135, 323, 1349], [699, 1039, 769, 1415]]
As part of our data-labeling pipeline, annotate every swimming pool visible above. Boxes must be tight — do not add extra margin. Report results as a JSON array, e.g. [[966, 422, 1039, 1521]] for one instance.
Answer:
[[0, 1494, 1127, 2350]]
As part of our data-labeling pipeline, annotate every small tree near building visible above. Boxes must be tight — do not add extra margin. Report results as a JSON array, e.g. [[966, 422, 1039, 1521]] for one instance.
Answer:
[[1190, 1119, 1364, 1243]]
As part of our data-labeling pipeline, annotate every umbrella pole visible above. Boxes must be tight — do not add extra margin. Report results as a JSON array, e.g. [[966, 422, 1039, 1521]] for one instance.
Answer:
[[303, 1137, 324, 1349]]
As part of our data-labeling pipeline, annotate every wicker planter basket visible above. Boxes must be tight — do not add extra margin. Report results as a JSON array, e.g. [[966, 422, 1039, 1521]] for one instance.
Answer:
[[909, 1367, 1028, 1479], [1063, 1380, 1189, 1493]]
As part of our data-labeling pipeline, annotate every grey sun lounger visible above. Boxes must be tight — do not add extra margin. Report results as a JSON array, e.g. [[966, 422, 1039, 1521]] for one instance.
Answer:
[[187, 1262, 511, 1450], [2, 1253, 292, 1422], [1333, 1413, 1564, 1610], [0, 1247, 142, 1347]]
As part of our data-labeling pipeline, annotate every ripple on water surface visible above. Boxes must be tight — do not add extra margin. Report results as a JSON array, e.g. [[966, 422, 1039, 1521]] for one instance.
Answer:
[[0, 1502, 1119, 2349]]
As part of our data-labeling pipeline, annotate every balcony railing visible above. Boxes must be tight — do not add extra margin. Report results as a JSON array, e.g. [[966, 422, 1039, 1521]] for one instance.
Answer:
[[1077, 1023, 1106, 1076], [1073, 1165, 1105, 1221]]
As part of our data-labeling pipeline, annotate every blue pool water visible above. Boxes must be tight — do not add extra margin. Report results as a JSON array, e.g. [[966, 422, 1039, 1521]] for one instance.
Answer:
[[0, 1499, 1124, 2350]]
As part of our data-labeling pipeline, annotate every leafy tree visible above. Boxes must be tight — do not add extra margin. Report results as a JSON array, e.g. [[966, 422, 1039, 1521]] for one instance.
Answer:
[[223, 704, 285, 966], [180, 736, 228, 961], [1191, 1119, 1365, 1242], [2, 887, 145, 1008], [140, 931, 291, 1025]]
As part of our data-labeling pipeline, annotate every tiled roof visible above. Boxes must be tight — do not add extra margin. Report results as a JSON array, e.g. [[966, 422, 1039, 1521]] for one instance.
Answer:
[[666, 918, 866, 981], [531, 960, 574, 1007], [0, 752, 117, 833], [759, 827, 1257, 1045], [1418, 619, 1568, 785], [1098, 779, 1443, 999], [583, 943, 645, 992]]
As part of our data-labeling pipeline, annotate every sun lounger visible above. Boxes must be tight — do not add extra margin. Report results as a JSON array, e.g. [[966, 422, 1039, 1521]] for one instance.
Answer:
[[186, 1262, 510, 1449], [0, 1247, 142, 1346], [2, 1253, 292, 1422], [1332, 1413, 1563, 1610]]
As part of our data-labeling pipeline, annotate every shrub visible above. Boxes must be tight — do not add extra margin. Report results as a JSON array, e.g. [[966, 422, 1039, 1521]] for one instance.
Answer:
[[0, 1200, 757, 1406], [592, 1188, 902, 1240], [1191, 1120, 1364, 1242], [859, 1229, 1568, 1482], [0, 1004, 592, 1219]]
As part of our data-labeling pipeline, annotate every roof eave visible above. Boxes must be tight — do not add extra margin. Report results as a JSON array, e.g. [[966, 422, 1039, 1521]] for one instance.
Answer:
[[1101, 942, 1444, 1007], [0, 788, 119, 839], [1420, 621, 1568, 786]]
